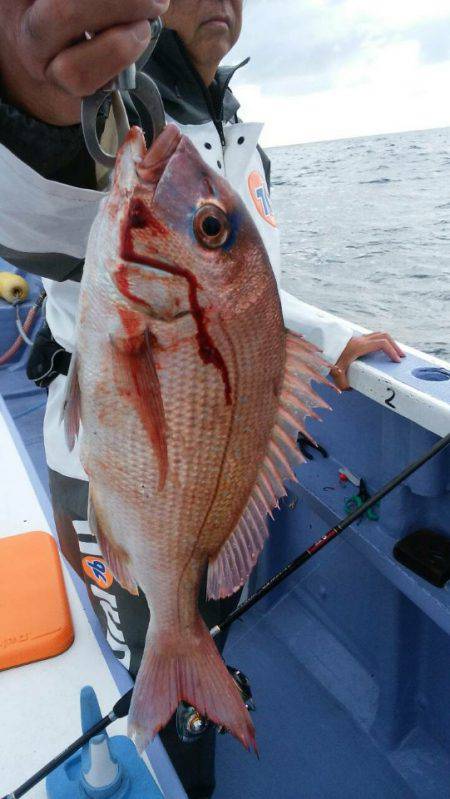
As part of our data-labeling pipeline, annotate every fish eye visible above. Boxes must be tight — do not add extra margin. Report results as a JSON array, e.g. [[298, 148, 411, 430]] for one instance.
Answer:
[[194, 205, 231, 249]]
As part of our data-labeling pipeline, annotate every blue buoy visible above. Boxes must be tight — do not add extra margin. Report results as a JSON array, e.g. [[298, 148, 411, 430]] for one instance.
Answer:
[[46, 686, 163, 798]]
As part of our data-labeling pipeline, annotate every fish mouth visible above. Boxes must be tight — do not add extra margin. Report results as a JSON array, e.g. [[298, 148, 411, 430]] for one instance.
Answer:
[[135, 124, 183, 190], [115, 125, 183, 201], [117, 126, 186, 280]]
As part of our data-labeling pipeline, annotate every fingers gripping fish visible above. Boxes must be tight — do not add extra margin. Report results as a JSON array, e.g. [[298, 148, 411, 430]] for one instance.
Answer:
[[62, 124, 333, 752]]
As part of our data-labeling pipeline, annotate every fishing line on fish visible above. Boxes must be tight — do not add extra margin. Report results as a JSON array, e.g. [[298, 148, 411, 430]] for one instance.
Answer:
[[3, 433, 449, 797]]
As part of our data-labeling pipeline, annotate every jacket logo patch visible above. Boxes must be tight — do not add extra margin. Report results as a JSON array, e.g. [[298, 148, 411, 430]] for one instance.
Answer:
[[82, 555, 114, 589], [248, 171, 277, 228]]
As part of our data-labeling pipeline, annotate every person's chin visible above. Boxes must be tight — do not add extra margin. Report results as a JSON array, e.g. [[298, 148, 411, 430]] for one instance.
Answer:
[[198, 27, 232, 56], [199, 18, 233, 44]]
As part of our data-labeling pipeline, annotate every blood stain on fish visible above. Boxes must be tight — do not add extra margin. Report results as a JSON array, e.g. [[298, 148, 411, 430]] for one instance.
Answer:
[[128, 198, 169, 237]]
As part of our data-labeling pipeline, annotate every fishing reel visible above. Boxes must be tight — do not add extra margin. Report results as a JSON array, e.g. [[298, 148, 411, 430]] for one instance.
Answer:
[[176, 666, 255, 744]]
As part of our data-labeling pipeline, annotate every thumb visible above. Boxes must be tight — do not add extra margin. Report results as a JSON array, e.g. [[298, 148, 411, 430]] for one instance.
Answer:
[[330, 363, 350, 391]]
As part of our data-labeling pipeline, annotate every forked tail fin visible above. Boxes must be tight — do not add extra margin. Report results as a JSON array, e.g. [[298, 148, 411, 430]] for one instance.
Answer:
[[128, 616, 256, 753]]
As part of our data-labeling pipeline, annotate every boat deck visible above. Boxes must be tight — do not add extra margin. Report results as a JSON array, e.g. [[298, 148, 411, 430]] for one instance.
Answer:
[[1, 272, 450, 798]]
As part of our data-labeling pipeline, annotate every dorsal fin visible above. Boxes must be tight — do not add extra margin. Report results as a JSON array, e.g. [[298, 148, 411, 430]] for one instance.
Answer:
[[207, 330, 335, 600]]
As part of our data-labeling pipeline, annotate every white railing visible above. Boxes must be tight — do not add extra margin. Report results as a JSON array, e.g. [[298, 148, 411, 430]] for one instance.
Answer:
[[347, 321, 449, 438]]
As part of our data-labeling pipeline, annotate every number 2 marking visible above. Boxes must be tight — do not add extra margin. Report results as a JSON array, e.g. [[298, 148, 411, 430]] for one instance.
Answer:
[[385, 388, 396, 409]]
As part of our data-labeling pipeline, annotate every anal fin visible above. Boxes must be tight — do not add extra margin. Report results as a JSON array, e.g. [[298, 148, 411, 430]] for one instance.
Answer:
[[88, 491, 139, 596], [207, 329, 333, 601]]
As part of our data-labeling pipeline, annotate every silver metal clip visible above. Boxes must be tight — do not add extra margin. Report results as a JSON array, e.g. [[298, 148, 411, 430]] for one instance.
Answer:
[[81, 18, 166, 169]]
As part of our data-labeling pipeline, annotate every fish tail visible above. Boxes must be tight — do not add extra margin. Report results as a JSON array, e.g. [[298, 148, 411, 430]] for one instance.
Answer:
[[128, 616, 256, 753]]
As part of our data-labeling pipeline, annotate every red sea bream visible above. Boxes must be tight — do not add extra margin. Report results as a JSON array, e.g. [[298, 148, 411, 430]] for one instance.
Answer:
[[63, 123, 332, 752]]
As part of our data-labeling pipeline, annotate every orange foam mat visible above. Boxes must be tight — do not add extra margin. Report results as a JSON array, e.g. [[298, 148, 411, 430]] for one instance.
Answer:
[[0, 531, 74, 670]]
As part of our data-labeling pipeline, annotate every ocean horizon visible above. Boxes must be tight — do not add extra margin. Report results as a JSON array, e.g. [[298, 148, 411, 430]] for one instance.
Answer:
[[269, 125, 450, 361]]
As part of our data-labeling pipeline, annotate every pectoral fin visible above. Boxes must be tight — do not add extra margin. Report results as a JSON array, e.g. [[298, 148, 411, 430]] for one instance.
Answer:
[[111, 324, 168, 491]]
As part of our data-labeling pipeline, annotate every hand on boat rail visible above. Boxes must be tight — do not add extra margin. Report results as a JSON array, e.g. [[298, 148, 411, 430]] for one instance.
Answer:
[[331, 331, 406, 390]]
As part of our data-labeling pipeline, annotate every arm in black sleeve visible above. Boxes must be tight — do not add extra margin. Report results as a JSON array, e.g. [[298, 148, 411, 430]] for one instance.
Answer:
[[0, 97, 109, 281], [0, 96, 99, 188]]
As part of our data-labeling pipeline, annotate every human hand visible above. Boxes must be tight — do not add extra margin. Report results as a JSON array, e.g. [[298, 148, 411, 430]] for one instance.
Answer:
[[330, 332, 406, 390], [0, 0, 169, 125]]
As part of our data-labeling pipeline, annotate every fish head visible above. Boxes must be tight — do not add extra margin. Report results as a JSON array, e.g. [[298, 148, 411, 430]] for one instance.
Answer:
[[107, 124, 272, 321]]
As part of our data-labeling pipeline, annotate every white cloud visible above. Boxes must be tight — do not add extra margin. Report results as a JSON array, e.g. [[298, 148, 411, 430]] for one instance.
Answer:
[[341, 0, 450, 28], [231, 0, 450, 145]]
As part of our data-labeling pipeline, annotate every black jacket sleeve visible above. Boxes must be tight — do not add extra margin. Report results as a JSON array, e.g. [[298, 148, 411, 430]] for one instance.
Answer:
[[0, 97, 103, 281], [0, 96, 99, 188]]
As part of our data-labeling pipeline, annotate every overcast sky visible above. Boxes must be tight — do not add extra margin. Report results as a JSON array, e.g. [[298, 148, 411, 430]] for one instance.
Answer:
[[229, 0, 450, 146]]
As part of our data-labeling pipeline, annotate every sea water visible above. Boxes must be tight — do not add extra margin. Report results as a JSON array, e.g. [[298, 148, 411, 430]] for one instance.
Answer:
[[269, 126, 450, 360]]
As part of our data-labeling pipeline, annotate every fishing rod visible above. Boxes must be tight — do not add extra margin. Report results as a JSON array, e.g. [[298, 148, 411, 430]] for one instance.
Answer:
[[1, 693, 132, 799], [211, 430, 450, 638], [3, 432, 449, 798]]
